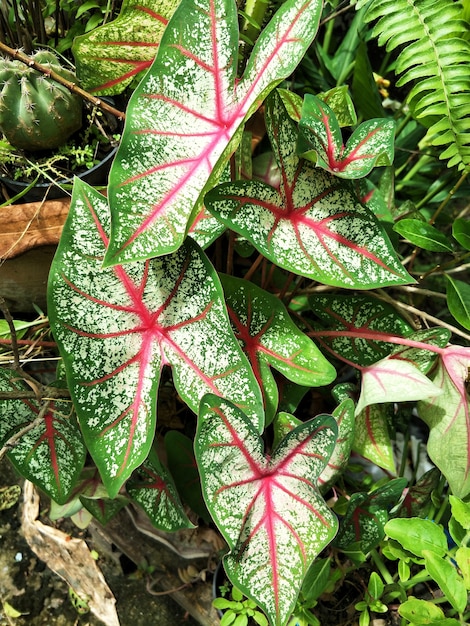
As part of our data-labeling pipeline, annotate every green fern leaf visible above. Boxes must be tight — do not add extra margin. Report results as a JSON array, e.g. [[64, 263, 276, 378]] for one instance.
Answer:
[[356, 0, 470, 171]]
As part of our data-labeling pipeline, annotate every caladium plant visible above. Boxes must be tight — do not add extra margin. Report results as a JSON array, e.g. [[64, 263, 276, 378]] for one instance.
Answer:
[[2, 0, 470, 624]]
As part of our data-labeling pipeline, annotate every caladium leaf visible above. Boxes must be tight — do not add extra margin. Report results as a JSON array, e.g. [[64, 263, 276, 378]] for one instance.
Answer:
[[335, 478, 407, 553], [221, 274, 336, 423], [389, 328, 451, 375], [127, 449, 193, 531], [0, 369, 85, 505], [356, 355, 443, 416], [196, 394, 338, 626], [73, 0, 178, 95], [418, 346, 470, 498], [48, 179, 263, 497], [353, 403, 396, 474], [309, 293, 414, 366], [397, 467, 441, 518], [105, 0, 324, 265], [297, 94, 395, 179], [206, 91, 413, 289]]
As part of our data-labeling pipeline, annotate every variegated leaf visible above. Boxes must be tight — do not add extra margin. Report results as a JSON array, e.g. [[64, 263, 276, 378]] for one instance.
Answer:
[[104, 0, 324, 265], [298, 94, 395, 178], [353, 403, 396, 474], [0, 369, 85, 505], [309, 293, 414, 366], [48, 179, 263, 497], [127, 450, 193, 530], [196, 394, 338, 626], [356, 356, 443, 416], [73, 0, 178, 95], [221, 274, 336, 423], [206, 91, 413, 289]]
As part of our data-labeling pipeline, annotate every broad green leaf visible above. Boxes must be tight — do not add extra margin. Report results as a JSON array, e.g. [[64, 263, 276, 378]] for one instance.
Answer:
[[453, 217, 470, 250], [447, 275, 470, 330], [418, 345, 470, 498], [384, 518, 448, 558], [48, 179, 263, 497], [455, 546, 470, 589], [164, 430, 210, 522], [300, 557, 331, 605], [221, 275, 336, 422], [0, 369, 85, 505], [423, 550, 468, 613], [297, 94, 395, 179], [105, 0, 324, 265], [73, 0, 178, 95], [309, 293, 414, 366], [449, 495, 470, 530], [398, 597, 446, 624], [207, 91, 413, 289], [353, 404, 395, 474], [355, 355, 443, 415], [335, 479, 407, 553], [393, 219, 454, 252], [196, 394, 338, 626], [127, 450, 193, 530]]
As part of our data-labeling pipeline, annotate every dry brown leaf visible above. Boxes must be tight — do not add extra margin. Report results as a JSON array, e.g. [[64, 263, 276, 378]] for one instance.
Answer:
[[21, 481, 120, 626], [0, 199, 69, 260]]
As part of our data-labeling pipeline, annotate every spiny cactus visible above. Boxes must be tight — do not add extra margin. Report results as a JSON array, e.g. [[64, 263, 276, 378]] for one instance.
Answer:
[[0, 50, 82, 151]]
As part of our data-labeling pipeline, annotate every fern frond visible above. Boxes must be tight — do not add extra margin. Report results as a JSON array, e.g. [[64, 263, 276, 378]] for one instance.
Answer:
[[356, 0, 470, 171]]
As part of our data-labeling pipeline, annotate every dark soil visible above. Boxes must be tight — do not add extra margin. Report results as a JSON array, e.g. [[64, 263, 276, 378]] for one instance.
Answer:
[[0, 458, 211, 626]]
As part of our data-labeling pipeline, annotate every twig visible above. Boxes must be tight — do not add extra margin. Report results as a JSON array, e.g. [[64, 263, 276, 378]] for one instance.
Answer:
[[0, 388, 70, 400], [0, 42, 126, 121], [0, 296, 20, 368]]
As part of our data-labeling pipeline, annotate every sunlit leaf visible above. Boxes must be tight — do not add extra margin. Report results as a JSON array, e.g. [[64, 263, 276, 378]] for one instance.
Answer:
[[73, 0, 178, 95], [297, 94, 395, 179], [418, 345, 470, 498]]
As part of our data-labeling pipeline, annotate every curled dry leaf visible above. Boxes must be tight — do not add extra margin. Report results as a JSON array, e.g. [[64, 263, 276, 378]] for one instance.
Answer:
[[21, 481, 120, 626]]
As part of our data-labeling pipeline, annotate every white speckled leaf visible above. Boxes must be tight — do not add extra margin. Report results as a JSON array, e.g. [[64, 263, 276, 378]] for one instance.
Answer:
[[0, 369, 85, 505], [206, 91, 413, 289], [48, 179, 262, 497], [73, 0, 178, 95], [298, 94, 395, 179], [127, 451, 193, 530], [196, 394, 338, 626], [309, 293, 414, 366], [104, 0, 323, 265], [221, 274, 336, 423]]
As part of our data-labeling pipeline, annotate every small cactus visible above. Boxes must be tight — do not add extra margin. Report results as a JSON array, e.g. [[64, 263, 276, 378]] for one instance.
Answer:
[[0, 50, 82, 151]]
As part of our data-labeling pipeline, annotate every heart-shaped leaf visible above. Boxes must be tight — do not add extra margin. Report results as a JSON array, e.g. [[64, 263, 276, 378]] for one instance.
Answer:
[[418, 346, 470, 498], [73, 0, 178, 95], [0, 369, 85, 505], [206, 91, 413, 289], [105, 0, 324, 265], [196, 394, 338, 626], [297, 94, 395, 178], [127, 449, 193, 530], [356, 355, 443, 415], [48, 179, 263, 497], [397, 468, 441, 518], [221, 274, 336, 422], [309, 293, 414, 366]]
